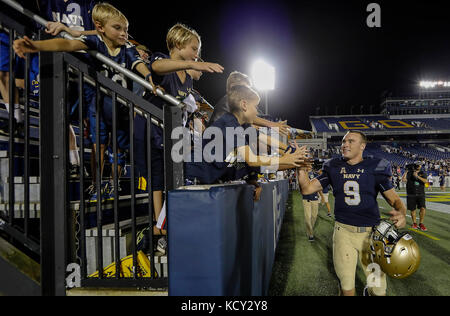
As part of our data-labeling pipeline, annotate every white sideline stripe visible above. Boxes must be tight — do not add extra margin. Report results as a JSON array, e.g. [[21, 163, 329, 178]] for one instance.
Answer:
[[377, 196, 450, 215]]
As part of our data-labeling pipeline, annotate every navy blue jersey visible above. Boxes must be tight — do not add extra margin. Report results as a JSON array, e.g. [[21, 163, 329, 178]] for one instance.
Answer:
[[148, 52, 194, 108], [316, 156, 393, 227], [79, 35, 143, 89], [147, 52, 194, 149], [185, 112, 252, 184], [40, 0, 96, 31]]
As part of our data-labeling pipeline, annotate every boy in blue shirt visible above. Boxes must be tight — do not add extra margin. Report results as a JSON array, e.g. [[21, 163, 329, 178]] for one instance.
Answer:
[[40, 0, 98, 177], [185, 84, 307, 185], [0, 0, 30, 135], [151, 85, 307, 251], [136, 23, 223, 241], [14, 2, 156, 201], [0, 29, 23, 135]]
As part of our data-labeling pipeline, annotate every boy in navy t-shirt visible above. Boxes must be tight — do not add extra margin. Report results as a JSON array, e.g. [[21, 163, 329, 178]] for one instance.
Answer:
[[0, 28, 23, 135], [185, 84, 307, 186], [0, 0, 29, 133], [14, 3, 156, 201], [135, 23, 223, 241], [151, 85, 307, 245], [37, 0, 99, 176]]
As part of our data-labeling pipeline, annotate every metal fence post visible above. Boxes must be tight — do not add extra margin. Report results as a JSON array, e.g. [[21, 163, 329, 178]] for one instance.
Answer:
[[39, 51, 68, 296], [164, 104, 184, 192]]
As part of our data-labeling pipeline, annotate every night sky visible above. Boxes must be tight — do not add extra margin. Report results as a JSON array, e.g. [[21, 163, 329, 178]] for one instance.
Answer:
[[110, 0, 450, 130]]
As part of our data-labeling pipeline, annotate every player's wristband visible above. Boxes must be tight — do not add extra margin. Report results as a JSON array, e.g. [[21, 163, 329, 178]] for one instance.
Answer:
[[145, 73, 152, 81]]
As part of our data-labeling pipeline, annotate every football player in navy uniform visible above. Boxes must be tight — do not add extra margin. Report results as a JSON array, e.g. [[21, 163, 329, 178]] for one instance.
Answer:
[[300, 166, 320, 241], [297, 131, 406, 296]]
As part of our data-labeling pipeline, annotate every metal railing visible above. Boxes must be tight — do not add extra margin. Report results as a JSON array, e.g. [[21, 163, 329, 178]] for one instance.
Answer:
[[0, 0, 186, 110], [0, 0, 184, 295]]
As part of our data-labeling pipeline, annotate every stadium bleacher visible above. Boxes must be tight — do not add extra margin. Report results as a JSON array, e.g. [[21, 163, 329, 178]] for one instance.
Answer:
[[310, 115, 450, 134]]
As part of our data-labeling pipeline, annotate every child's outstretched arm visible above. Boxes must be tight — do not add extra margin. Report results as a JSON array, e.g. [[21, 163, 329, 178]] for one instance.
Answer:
[[13, 36, 88, 58], [152, 59, 224, 76], [237, 144, 308, 169]]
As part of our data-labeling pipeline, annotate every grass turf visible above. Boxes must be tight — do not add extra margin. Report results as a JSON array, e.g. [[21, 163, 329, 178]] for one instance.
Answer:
[[268, 190, 450, 296]]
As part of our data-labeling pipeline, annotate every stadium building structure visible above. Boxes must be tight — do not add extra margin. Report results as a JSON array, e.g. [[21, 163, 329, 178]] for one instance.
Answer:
[[309, 82, 450, 183]]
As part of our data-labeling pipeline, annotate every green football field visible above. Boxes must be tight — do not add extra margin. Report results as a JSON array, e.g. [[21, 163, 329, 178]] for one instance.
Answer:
[[268, 190, 450, 296]]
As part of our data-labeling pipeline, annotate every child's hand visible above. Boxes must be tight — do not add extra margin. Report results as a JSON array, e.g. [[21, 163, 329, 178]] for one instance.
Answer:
[[153, 85, 165, 96], [45, 21, 69, 36], [282, 145, 310, 168], [274, 120, 290, 137], [146, 76, 159, 95], [253, 185, 262, 201], [13, 36, 38, 58], [247, 179, 262, 201], [192, 61, 224, 74]]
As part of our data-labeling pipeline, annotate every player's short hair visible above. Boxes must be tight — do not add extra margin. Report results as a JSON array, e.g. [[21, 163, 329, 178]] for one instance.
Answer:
[[345, 131, 367, 144], [167, 23, 201, 54], [227, 85, 260, 114], [227, 71, 252, 92], [92, 2, 128, 27]]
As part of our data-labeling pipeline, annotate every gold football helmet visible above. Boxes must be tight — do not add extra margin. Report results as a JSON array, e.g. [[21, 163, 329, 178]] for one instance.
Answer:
[[364, 220, 421, 279]]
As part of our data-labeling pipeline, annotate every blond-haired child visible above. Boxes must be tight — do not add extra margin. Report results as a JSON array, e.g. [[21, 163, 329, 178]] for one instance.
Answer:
[[14, 2, 156, 202], [135, 23, 223, 253]]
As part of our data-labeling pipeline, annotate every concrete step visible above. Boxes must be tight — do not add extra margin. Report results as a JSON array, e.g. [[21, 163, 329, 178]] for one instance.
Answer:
[[83, 216, 168, 278]]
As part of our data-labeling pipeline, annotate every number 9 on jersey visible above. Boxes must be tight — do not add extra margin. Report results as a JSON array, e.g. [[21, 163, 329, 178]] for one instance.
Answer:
[[344, 181, 361, 206]]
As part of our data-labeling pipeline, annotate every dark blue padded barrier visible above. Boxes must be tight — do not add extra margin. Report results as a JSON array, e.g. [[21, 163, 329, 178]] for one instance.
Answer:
[[168, 180, 288, 296]]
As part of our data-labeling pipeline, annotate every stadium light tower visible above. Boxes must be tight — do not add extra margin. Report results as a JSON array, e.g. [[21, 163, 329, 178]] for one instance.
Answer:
[[251, 59, 275, 115]]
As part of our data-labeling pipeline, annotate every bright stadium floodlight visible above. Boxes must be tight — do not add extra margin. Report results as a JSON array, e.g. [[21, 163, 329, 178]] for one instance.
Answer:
[[251, 59, 275, 115], [419, 81, 450, 89], [251, 59, 275, 91]]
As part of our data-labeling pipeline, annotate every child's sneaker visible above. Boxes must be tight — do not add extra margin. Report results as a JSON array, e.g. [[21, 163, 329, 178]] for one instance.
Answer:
[[411, 223, 419, 230], [156, 237, 167, 255], [87, 182, 107, 203], [105, 182, 121, 201], [89, 188, 100, 203], [136, 227, 151, 253], [69, 164, 80, 179]]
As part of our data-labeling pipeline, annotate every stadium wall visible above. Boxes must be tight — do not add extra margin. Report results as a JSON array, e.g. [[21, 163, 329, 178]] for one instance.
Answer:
[[167, 180, 288, 296]]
